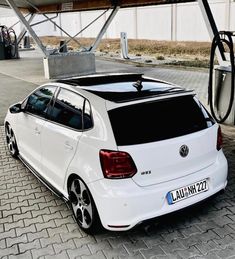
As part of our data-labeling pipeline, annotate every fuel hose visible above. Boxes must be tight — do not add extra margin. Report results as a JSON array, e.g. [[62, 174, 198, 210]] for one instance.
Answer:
[[8, 28, 17, 58], [208, 31, 235, 123]]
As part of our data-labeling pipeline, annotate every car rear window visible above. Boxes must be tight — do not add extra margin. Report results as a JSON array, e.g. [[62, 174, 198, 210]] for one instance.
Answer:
[[108, 95, 215, 146]]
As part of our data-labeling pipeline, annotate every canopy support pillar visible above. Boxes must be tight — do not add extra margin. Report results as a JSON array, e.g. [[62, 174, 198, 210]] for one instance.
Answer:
[[17, 13, 35, 45], [198, 0, 225, 65], [90, 6, 120, 52]]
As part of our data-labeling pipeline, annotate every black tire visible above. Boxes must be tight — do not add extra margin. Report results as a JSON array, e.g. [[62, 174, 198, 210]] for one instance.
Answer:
[[68, 176, 102, 234], [5, 123, 19, 158]]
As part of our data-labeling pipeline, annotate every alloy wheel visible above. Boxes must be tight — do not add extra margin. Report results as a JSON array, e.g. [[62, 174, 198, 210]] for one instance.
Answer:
[[69, 178, 93, 230], [5, 124, 18, 157]]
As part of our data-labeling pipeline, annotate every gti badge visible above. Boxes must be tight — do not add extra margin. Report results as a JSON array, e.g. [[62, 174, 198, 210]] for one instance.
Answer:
[[141, 170, 152, 175], [179, 145, 189, 158]]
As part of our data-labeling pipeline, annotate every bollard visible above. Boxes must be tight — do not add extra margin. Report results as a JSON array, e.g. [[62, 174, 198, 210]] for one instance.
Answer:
[[23, 35, 30, 48], [120, 32, 129, 59], [59, 40, 68, 53]]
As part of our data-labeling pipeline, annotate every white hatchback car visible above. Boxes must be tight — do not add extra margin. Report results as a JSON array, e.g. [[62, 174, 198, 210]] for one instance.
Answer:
[[5, 73, 228, 233]]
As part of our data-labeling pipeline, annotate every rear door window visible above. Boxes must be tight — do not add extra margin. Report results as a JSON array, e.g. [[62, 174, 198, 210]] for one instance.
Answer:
[[25, 86, 56, 118], [49, 88, 85, 130], [108, 95, 215, 146]]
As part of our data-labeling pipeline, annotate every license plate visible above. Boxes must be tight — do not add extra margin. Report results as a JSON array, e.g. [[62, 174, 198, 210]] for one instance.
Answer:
[[167, 179, 209, 205]]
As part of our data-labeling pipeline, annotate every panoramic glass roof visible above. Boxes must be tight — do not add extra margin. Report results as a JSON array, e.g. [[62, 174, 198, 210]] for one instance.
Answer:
[[58, 73, 190, 103]]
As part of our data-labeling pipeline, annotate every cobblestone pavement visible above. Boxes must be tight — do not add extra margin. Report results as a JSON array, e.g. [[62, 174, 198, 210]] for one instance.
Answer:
[[0, 52, 235, 258], [0, 122, 235, 259]]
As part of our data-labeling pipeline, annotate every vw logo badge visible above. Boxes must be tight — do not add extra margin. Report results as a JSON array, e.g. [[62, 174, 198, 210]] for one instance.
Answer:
[[179, 145, 189, 158]]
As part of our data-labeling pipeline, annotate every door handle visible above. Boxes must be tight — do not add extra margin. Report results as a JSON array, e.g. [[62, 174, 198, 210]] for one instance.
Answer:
[[34, 127, 40, 135], [64, 141, 73, 150]]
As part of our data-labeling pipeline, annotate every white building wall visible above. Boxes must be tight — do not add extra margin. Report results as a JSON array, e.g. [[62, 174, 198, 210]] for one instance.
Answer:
[[108, 8, 137, 39], [0, 0, 234, 42], [177, 4, 206, 41], [137, 6, 172, 40], [32, 14, 61, 37], [80, 11, 104, 38], [0, 8, 21, 33], [230, 3, 235, 31]]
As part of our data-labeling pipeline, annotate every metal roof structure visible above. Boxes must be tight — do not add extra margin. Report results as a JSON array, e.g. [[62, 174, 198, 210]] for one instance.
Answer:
[[0, 0, 223, 81], [0, 0, 195, 13]]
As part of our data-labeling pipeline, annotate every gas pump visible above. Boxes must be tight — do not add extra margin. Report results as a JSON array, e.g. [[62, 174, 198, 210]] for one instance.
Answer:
[[208, 31, 235, 125], [0, 25, 18, 60]]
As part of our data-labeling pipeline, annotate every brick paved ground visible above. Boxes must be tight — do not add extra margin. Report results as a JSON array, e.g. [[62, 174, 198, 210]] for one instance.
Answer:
[[0, 124, 235, 259], [0, 51, 235, 258]]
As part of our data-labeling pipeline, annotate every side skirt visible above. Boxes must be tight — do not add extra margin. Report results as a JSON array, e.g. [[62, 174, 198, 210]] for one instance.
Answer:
[[18, 154, 69, 204]]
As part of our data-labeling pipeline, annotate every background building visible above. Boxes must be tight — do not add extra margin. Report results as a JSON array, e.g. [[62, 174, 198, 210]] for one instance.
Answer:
[[0, 0, 234, 42]]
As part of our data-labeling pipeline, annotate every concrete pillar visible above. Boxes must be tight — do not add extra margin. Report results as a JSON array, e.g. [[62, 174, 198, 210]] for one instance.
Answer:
[[44, 52, 96, 79], [59, 13, 62, 37], [79, 12, 82, 37], [134, 7, 138, 39], [171, 4, 177, 41], [225, 0, 231, 31]]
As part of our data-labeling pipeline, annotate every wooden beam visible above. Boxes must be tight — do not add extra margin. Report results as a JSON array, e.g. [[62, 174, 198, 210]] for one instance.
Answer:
[[17, 0, 196, 14]]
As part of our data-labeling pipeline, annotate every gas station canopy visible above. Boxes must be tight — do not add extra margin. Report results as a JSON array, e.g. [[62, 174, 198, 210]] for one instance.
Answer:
[[0, 0, 195, 13]]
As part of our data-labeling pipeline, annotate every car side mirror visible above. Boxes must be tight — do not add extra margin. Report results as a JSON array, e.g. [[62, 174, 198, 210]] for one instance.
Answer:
[[9, 103, 23, 114]]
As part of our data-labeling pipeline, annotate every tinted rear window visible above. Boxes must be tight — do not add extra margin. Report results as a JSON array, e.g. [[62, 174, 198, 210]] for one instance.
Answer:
[[108, 95, 214, 146]]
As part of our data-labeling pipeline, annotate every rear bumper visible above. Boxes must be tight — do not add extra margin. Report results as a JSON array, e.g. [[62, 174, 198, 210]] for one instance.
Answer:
[[88, 151, 228, 231]]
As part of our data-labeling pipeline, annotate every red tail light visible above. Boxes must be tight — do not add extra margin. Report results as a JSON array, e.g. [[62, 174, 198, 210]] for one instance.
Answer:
[[100, 150, 137, 179], [217, 126, 223, 151]]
